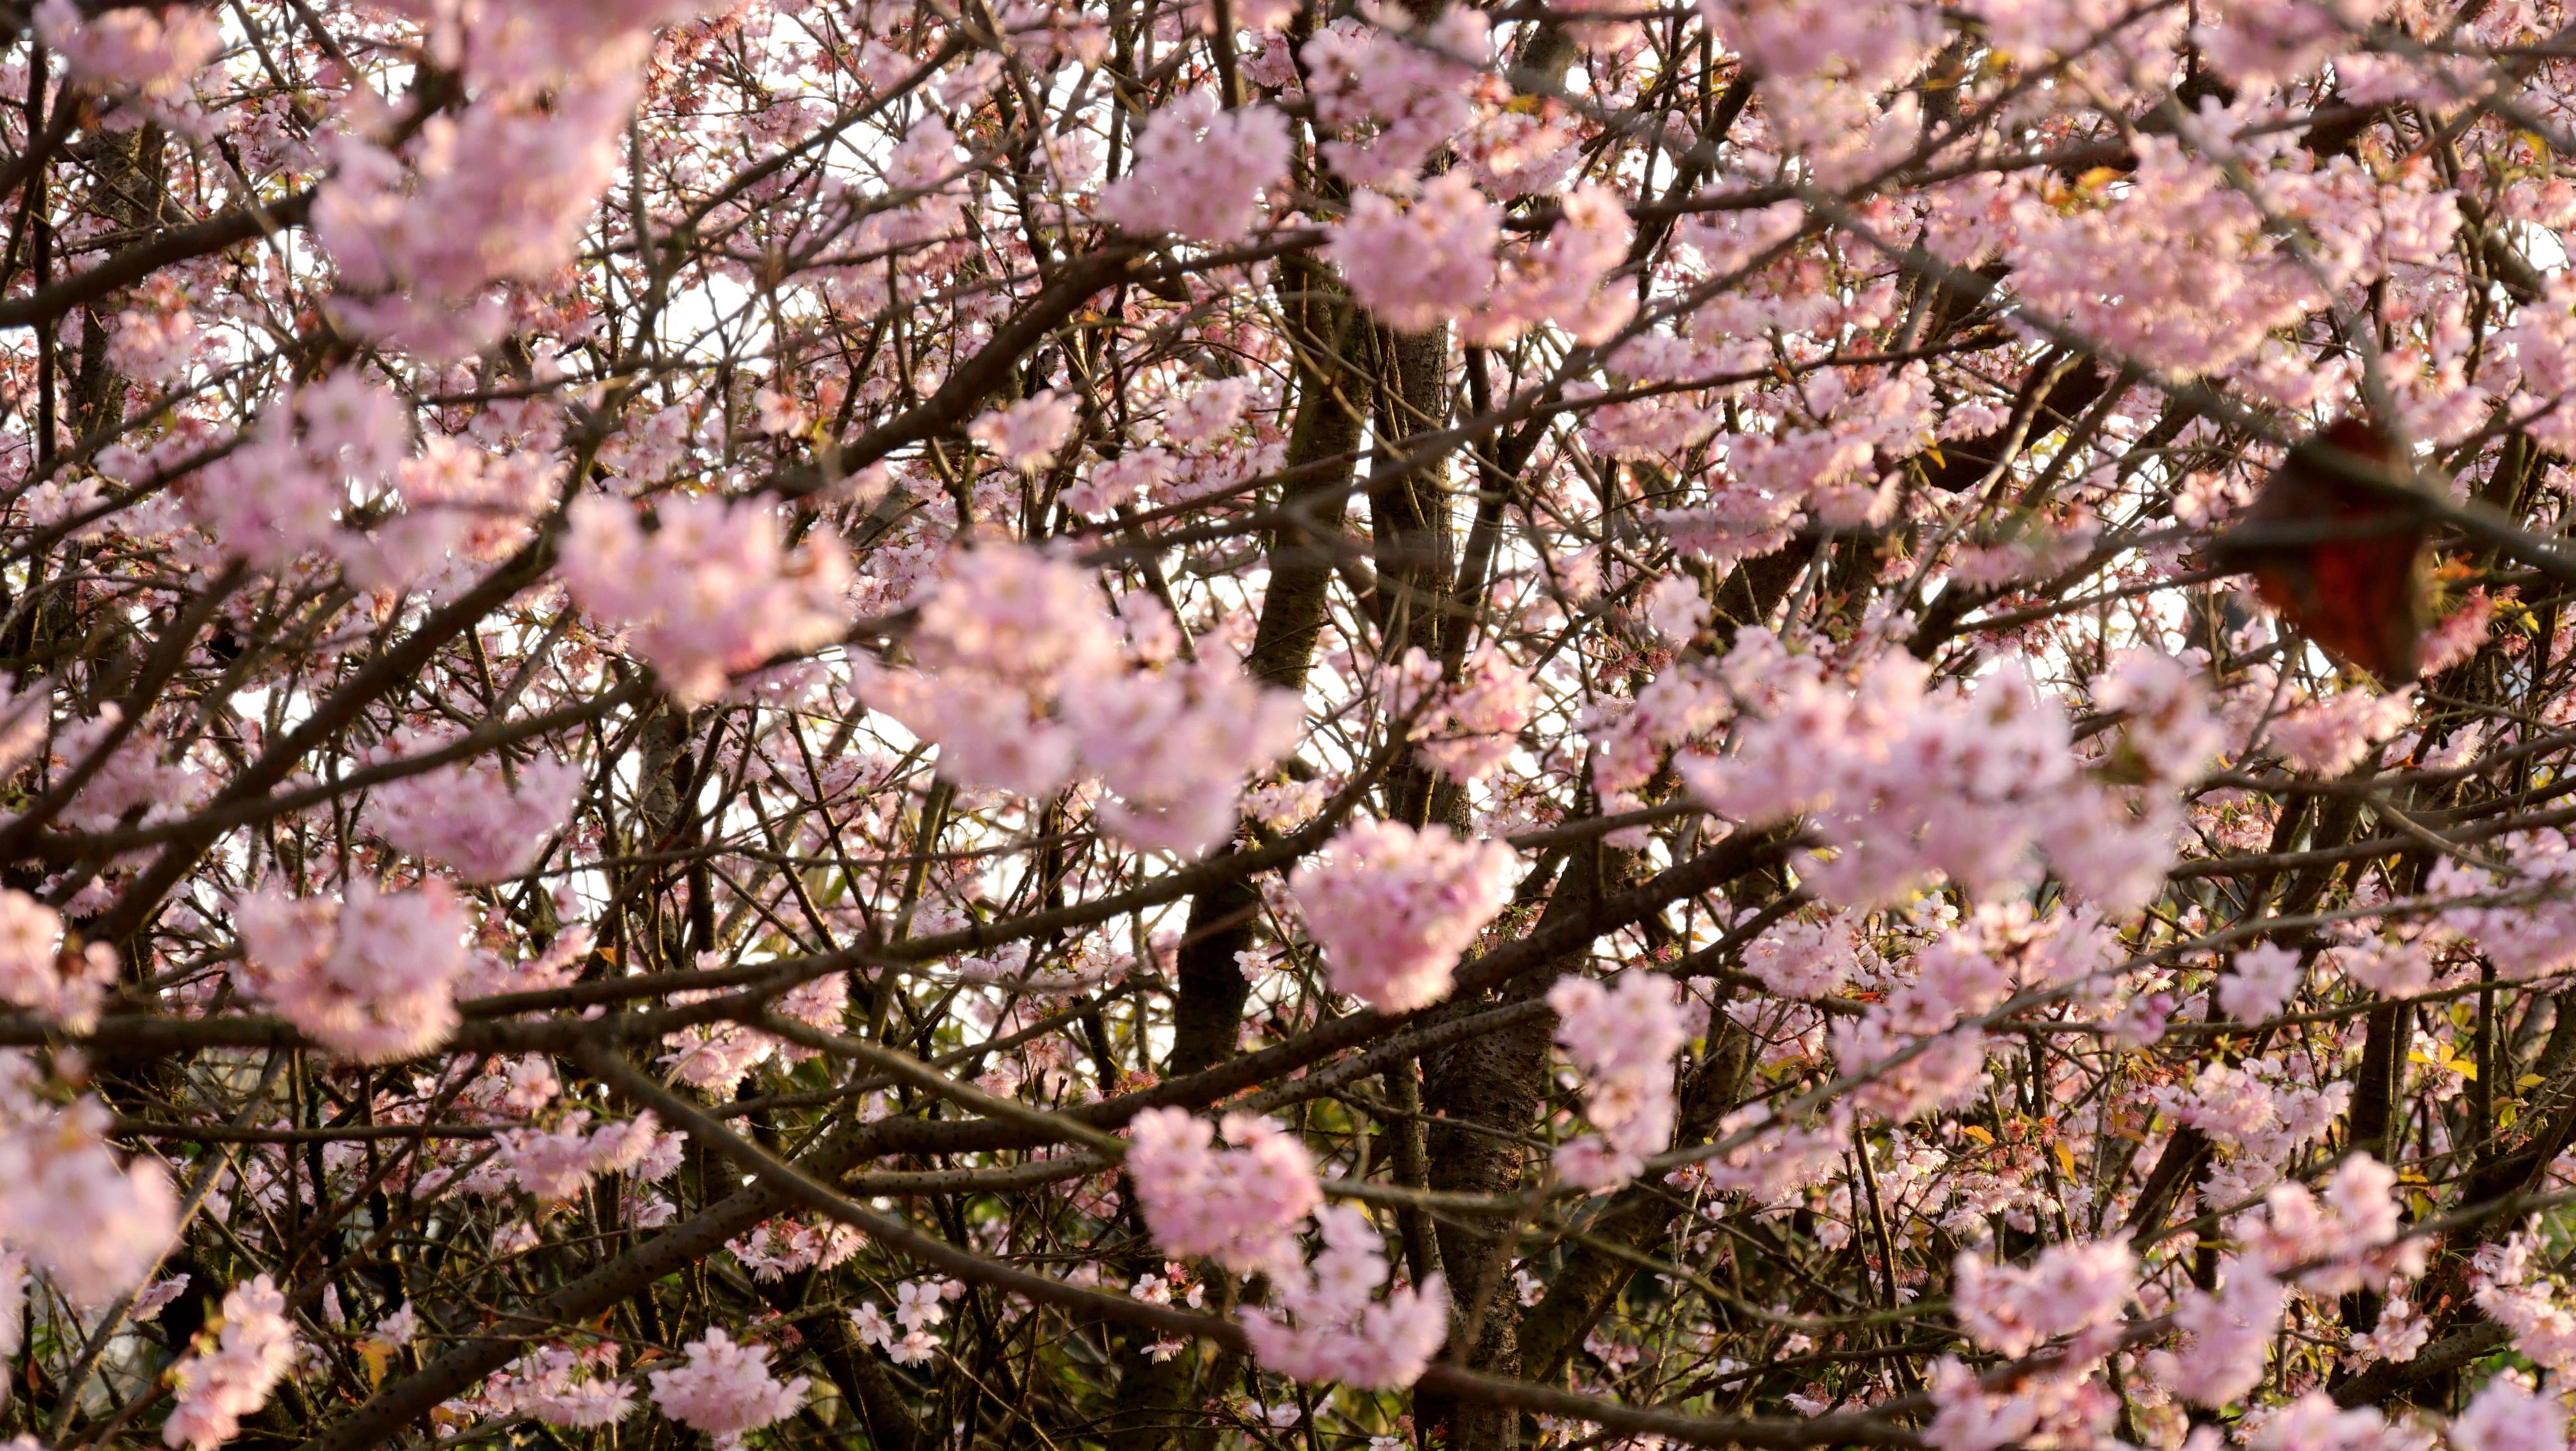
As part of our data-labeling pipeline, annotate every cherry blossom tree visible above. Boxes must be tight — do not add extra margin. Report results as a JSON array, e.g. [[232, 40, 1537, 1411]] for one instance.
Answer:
[[7, 0, 2576, 1449]]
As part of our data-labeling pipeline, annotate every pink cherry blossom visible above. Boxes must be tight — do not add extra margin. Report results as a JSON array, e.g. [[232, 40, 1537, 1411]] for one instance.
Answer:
[[1238, 1206, 1448, 1390], [162, 1277, 296, 1451], [2094, 650, 2226, 783], [1125, 1107, 1321, 1273], [647, 1329, 808, 1447], [313, 70, 645, 354], [500, 1112, 667, 1202], [367, 734, 584, 883], [1683, 650, 2177, 909], [1098, 93, 1292, 244], [967, 391, 1080, 475], [1288, 820, 1518, 1012], [559, 494, 854, 705], [2448, 1372, 2565, 1451], [0, 1089, 179, 1305], [1325, 172, 1501, 332], [2269, 687, 2415, 776], [2217, 943, 2304, 1023], [2145, 1265, 2286, 1408], [0, 889, 116, 1030], [35, 0, 217, 120], [1414, 646, 1537, 784], [1547, 972, 1688, 1189], [865, 542, 1296, 848], [231, 879, 472, 1061], [1950, 1239, 2136, 1359], [494, 1345, 638, 1429]]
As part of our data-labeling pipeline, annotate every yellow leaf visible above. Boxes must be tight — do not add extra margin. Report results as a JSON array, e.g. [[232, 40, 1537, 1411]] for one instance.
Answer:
[[2519, 1073, 2546, 1088], [2054, 1142, 2077, 1177], [1960, 1125, 1994, 1146], [360, 1341, 389, 1388], [2077, 165, 2124, 190]]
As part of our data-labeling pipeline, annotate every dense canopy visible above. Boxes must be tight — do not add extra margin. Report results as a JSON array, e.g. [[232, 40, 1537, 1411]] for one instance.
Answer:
[[5, 1, 2576, 1450]]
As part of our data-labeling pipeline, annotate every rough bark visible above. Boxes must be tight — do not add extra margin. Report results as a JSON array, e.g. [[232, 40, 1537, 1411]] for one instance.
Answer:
[[1415, 839, 1632, 1451]]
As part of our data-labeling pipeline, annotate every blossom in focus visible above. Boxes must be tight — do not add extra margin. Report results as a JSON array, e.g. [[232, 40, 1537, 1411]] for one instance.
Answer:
[[967, 391, 1080, 475], [0, 888, 117, 1030], [560, 494, 855, 706], [162, 1277, 296, 1451], [1238, 1206, 1447, 1390], [367, 736, 585, 883], [1098, 93, 1292, 243], [646, 1329, 809, 1446], [231, 879, 473, 1061], [1547, 972, 1689, 1188], [1125, 1107, 1321, 1273], [1288, 819, 1518, 1012], [729, 1215, 864, 1282]]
